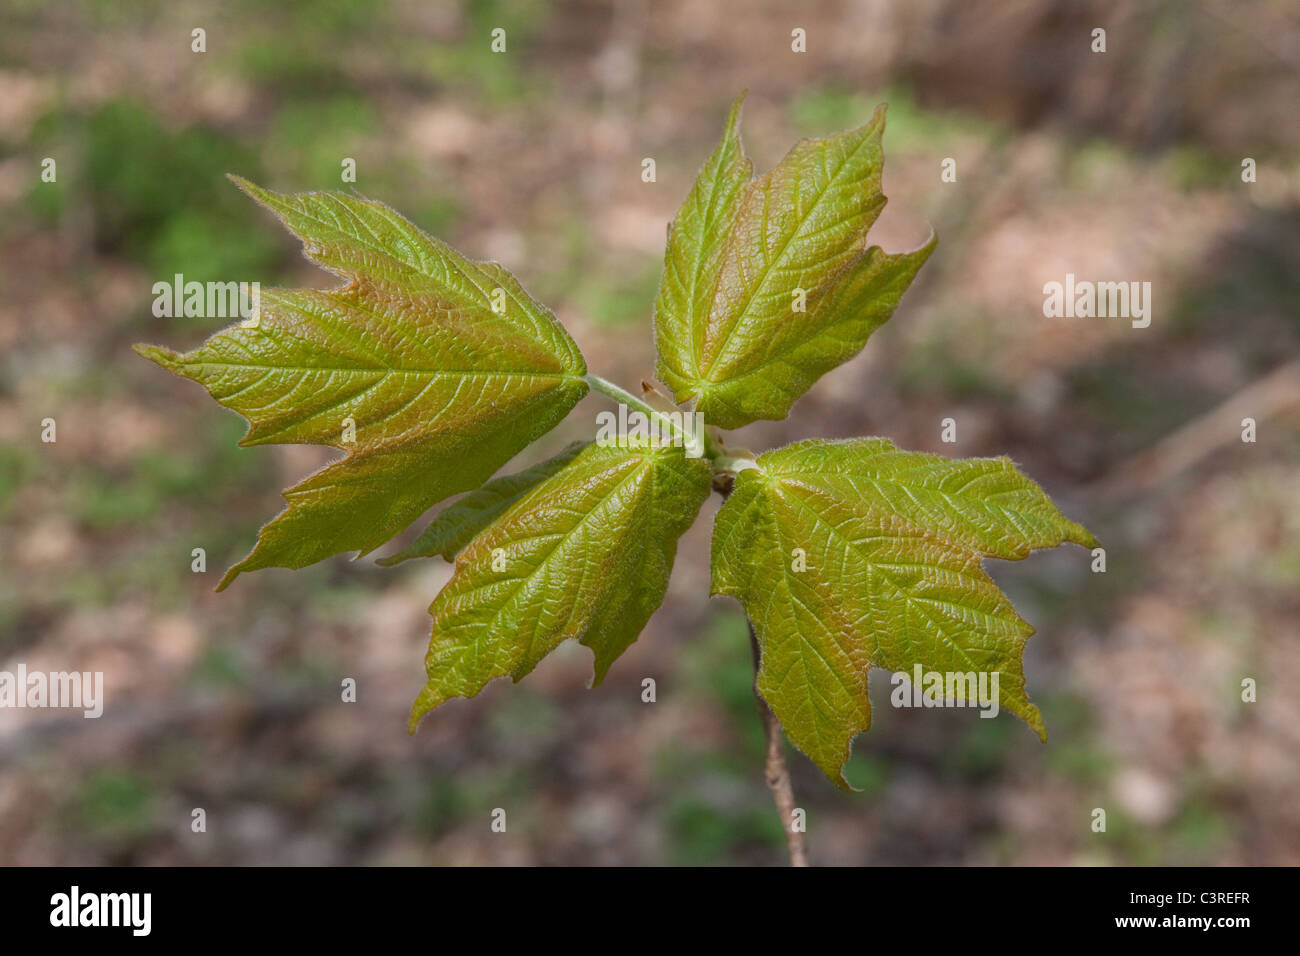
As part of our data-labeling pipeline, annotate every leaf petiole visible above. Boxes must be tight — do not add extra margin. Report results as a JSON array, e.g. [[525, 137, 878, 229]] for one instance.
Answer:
[[583, 372, 700, 453], [712, 454, 760, 474]]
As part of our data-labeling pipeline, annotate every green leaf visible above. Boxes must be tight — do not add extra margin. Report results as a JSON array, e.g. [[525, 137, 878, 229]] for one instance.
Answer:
[[410, 440, 712, 730], [135, 178, 587, 590], [378, 441, 588, 565], [654, 98, 935, 429], [653, 95, 751, 409], [711, 438, 1096, 787]]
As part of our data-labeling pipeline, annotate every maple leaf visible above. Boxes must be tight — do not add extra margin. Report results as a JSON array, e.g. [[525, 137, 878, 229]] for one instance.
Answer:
[[409, 440, 711, 730], [654, 94, 935, 430], [711, 438, 1097, 787], [135, 178, 588, 589]]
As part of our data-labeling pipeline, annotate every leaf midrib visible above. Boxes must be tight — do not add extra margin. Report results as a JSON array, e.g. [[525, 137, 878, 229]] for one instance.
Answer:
[[775, 469, 1074, 557], [699, 131, 877, 383], [771, 479, 999, 679], [437, 454, 655, 647], [179, 361, 578, 378]]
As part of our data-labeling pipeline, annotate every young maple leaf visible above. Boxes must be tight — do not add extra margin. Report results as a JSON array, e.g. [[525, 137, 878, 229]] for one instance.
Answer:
[[403, 440, 711, 732], [654, 94, 937, 429], [135, 177, 588, 590], [712, 439, 1097, 786]]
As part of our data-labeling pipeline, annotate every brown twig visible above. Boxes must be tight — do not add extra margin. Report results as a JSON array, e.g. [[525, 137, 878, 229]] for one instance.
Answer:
[[747, 619, 810, 867]]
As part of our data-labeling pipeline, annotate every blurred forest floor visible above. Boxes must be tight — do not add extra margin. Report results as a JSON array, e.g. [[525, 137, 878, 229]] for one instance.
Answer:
[[0, 0, 1297, 865]]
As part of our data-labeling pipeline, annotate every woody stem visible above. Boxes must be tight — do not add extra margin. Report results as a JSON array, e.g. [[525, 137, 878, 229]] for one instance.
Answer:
[[747, 621, 809, 865]]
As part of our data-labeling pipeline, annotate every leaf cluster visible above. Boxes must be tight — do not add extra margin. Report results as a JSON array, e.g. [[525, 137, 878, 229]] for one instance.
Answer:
[[138, 96, 1093, 784]]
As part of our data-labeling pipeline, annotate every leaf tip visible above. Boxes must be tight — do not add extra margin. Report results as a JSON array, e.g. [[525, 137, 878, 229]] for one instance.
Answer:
[[587, 650, 617, 689], [132, 342, 180, 370], [726, 90, 748, 129], [817, 751, 862, 792], [916, 226, 939, 257], [408, 685, 439, 733], [228, 174, 284, 215], [1023, 702, 1048, 742], [227, 172, 263, 198], [1073, 524, 1101, 551]]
